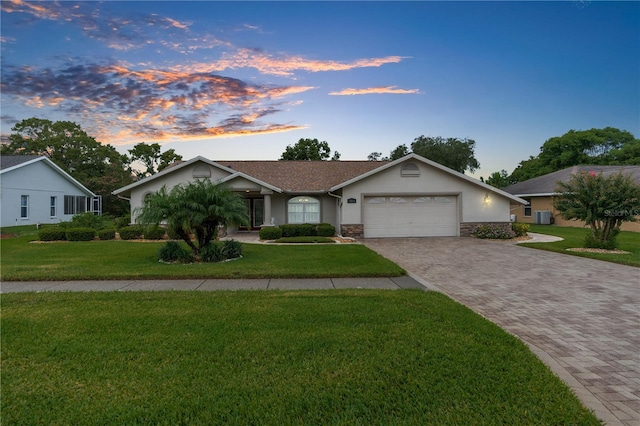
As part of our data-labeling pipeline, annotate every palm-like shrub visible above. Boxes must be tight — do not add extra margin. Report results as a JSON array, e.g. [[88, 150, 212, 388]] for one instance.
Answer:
[[135, 180, 249, 259]]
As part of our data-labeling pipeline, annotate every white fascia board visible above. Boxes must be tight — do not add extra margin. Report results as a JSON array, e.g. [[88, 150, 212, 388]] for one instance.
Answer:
[[112, 156, 236, 195], [330, 153, 528, 205], [218, 172, 282, 193], [3, 156, 96, 197], [513, 193, 559, 198]]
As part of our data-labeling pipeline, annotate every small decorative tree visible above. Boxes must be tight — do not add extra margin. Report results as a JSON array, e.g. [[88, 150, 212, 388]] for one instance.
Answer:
[[135, 180, 249, 259], [554, 171, 640, 249]]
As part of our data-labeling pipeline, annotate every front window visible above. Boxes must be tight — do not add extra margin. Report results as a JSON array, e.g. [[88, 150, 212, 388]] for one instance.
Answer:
[[20, 195, 29, 218], [288, 196, 320, 224], [50, 196, 57, 217], [64, 195, 88, 215]]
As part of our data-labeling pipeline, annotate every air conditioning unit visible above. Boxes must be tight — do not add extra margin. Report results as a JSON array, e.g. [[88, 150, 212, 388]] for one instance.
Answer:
[[534, 210, 552, 225]]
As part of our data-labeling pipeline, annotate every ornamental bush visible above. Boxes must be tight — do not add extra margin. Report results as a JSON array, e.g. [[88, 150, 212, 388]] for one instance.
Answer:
[[511, 223, 529, 237], [118, 225, 143, 240], [98, 229, 116, 240], [222, 239, 243, 260], [259, 227, 282, 240], [144, 225, 166, 240], [279, 224, 300, 238], [472, 224, 515, 240], [39, 227, 66, 241], [158, 241, 193, 263], [65, 227, 96, 241], [317, 223, 336, 237]]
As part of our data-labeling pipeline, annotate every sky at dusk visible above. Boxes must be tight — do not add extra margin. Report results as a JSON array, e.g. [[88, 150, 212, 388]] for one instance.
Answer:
[[1, 0, 638, 178]]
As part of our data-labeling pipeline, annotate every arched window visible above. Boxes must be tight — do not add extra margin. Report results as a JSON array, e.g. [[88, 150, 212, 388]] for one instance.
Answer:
[[192, 164, 211, 178], [288, 196, 320, 224], [401, 162, 420, 177]]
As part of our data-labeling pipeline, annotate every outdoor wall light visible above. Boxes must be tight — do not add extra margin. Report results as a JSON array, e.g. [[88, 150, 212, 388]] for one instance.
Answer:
[[483, 193, 491, 205]]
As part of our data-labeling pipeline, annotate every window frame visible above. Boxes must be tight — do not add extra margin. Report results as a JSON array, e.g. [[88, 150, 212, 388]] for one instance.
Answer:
[[287, 196, 321, 224], [20, 195, 29, 219], [50, 196, 57, 218]]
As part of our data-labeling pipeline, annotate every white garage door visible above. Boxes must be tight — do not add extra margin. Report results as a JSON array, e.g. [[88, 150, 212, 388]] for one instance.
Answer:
[[364, 195, 458, 238]]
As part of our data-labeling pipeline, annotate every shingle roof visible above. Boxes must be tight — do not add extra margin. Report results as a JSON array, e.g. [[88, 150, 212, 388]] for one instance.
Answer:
[[0, 155, 42, 171], [218, 160, 390, 192], [503, 165, 640, 196]]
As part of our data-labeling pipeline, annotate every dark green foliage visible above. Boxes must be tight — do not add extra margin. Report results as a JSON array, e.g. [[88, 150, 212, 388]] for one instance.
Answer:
[[38, 227, 66, 241], [200, 243, 225, 263], [472, 224, 516, 240], [222, 239, 243, 259], [510, 127, 639, 183], [259, 227, 282, 240], [158, 241, 193, 263], [143, 225, 166, 240], [128, 142, 182, 179], [280, 138, 340, 161], [97, 229, 116, 240], [279, 224, 300, 237], [65, 227, 96, 241], [554, 171, 640, 249], [584, 229, 619, 250], [411, 135, 480, 174], [298, 223, 316, 236], [118, 225, 143, 240], [511, 223, 530, 237], [274, 236, 335, 244], [317, 223, 336, 237], [114, 216, 130, 230], [136, 180, 249, 257]]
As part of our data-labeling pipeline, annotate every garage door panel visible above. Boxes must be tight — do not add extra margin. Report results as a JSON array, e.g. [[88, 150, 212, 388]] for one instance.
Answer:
[[364, 196, 458, 237]]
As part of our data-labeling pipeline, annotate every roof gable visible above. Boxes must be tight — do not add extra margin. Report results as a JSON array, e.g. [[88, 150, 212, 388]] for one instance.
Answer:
[[0, 155, 96, 196], [503, 165, 640, 196], [331, 153, 527, 204]]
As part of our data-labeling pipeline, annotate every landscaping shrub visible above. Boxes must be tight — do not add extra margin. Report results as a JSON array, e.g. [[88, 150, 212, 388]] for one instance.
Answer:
[[279, 224, 300, 238], [511, 222, 530, 237], [472, 224, 516, 240], [144, 225, 166, 240], [585, 229, 619, 250], [201, 242, 225, 263], [299, 223, 316, 236], [222, 239, 243, 259], [38, 227, 66, 241], [158, 241, 193, 263], [114, 216, 130, 230], [118, 225, 143, 240], [98, 229, 116, 240], [259, 227, 282, 240], [317, 223, 336, 237], [65, 227, 96, 241]]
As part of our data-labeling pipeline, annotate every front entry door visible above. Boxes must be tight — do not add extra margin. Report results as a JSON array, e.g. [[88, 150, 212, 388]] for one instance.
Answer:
[[242, 198, 264, 230]]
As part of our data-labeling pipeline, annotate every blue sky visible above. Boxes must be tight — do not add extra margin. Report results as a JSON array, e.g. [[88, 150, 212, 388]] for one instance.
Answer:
[[1, 1, 638, 178]]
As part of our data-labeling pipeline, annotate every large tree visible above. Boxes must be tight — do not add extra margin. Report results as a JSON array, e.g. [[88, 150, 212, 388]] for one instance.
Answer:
[[2, 118, 132, 216], [554, 171, 640, 249], [280, 138, 340, 161], [135, 180, 249, 258], [128, 142, 183, 179], [511, 127, 639, 183], [410, 136, 480, 174], [484, 169, 514, 189]]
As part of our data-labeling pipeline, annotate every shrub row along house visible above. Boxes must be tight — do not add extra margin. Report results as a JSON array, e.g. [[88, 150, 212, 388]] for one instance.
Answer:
[[113, 154, 526, 238], [503, 165, 640, 232], [0, 155, 101, 228]]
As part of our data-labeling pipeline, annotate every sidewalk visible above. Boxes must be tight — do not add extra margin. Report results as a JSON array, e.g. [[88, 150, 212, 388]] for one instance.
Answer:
[[0, 275, 428, 293]]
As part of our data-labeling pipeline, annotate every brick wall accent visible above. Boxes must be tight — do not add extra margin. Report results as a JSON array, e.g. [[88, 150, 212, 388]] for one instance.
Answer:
[[341, 224, 364, 239], [460, 222, 511, 237]]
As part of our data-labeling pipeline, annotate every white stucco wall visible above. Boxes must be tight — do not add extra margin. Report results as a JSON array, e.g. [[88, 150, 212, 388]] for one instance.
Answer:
[[1, 160, 93, 227], [340, 161, 512, 225]]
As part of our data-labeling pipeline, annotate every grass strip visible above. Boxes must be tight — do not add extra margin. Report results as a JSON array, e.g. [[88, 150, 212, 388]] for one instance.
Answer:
[[524, 224, 640, 267], [1, 290, 599, 425], [0, 235, 404, 281]]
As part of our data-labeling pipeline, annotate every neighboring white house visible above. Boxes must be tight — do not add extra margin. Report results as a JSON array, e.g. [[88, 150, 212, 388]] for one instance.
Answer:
[[113, 153, 526, 238], [0, 155, 101, 228]]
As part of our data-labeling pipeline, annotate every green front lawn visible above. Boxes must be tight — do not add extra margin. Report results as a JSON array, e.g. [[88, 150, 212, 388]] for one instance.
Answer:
[[1, 290, 600, 425], [0, 233, 404, 281], [525, 224, 640, 267]]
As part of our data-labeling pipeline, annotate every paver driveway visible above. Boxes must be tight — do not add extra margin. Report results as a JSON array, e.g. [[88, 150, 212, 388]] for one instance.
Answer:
[[364, 237, 640, 426]]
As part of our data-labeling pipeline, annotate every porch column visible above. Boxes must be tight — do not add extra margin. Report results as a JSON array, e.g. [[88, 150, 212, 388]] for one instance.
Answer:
[[260, 188, 273, 226]]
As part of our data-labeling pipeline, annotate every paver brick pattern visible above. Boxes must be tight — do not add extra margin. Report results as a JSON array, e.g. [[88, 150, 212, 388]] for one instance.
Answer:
[[364, 237, 640, 426]]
